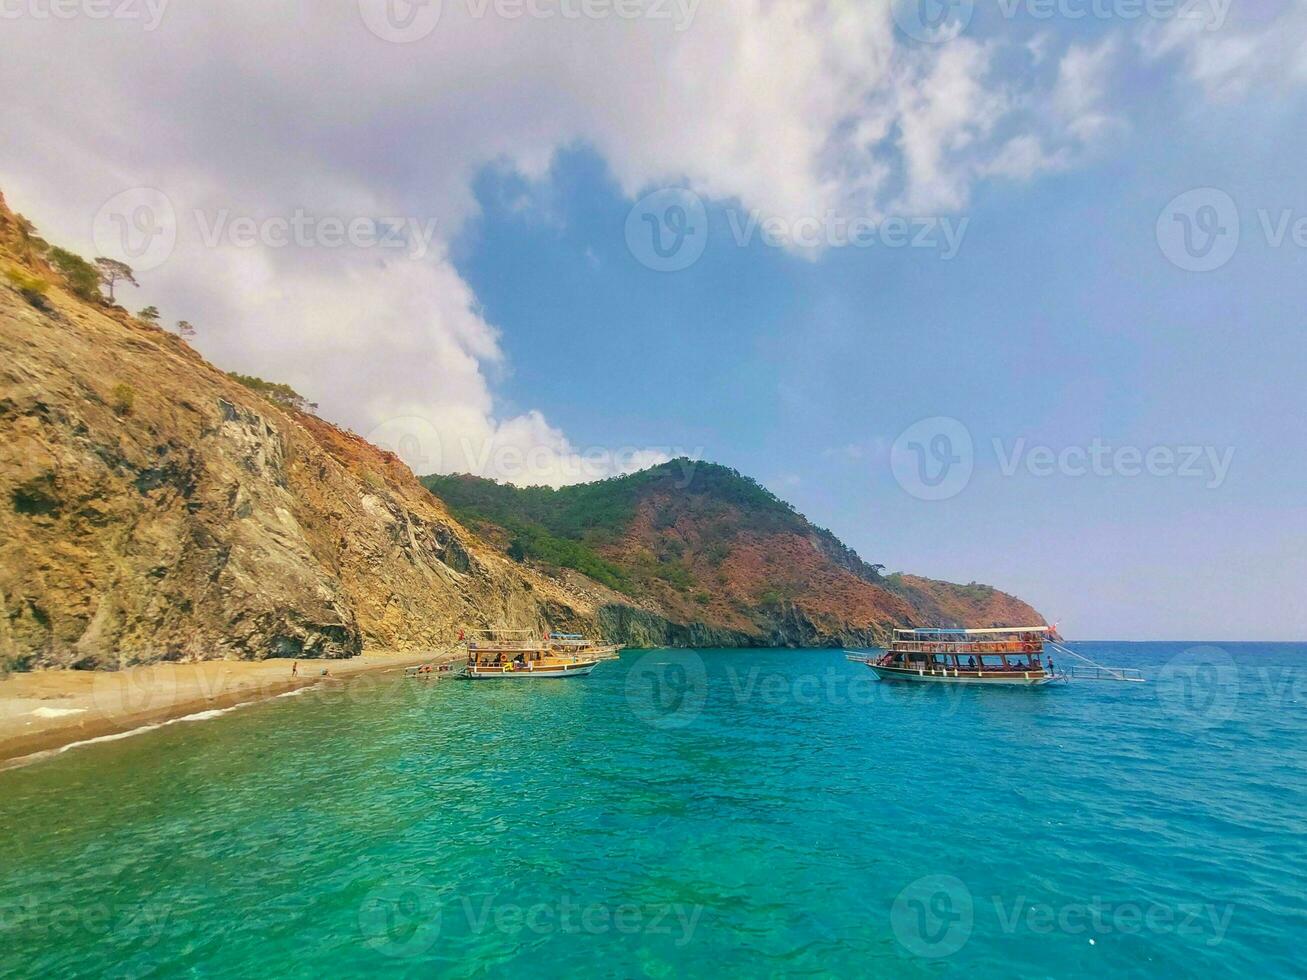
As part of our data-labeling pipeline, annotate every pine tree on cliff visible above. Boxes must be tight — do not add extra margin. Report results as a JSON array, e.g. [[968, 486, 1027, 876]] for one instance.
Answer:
[[94, 257, 137, 302]]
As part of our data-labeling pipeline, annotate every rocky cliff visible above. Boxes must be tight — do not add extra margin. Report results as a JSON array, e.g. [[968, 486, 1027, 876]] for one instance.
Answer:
[[0, 193, 594, 670]]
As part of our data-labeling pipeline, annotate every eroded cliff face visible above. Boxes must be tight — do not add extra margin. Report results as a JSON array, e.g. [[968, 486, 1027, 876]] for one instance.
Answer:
[[0, 196, 595, 670]]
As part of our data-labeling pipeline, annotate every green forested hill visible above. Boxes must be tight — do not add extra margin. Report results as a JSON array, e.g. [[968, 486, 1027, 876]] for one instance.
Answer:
[[420, 460, 859, 595]]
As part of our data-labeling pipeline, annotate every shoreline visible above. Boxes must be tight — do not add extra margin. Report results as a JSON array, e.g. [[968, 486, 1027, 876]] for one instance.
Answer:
[[0, 650, 460, 770]]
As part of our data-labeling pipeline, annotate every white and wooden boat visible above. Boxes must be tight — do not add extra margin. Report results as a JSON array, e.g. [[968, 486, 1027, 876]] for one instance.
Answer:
[[849, 626, 1060, 686], [848, 625, 1143, 686], [459, 628, 603, 680], [548, 632, 622, 661]]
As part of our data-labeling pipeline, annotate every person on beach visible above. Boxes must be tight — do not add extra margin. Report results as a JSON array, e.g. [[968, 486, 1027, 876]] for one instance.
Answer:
[[292, 661, 298, 677]]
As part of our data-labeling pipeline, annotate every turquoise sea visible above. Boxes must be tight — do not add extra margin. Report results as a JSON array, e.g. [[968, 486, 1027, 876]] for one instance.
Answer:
[[1, 642, 1303, 977]]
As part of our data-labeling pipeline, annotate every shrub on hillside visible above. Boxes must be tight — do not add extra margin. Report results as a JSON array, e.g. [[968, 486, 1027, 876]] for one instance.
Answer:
[[227, 372, 318, 413], [48, 247, 102, 301], [110, 382, 136, 416], [4, 266, 52, 310]]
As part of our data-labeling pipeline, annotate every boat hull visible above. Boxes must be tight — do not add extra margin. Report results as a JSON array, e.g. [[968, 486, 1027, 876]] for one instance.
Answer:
[[462, 661, 598, 680], [857, 661, 1058, 686]]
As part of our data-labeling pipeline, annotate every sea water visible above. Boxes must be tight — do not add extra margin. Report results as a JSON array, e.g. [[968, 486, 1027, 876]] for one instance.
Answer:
[[0, 643, 1303, 977]]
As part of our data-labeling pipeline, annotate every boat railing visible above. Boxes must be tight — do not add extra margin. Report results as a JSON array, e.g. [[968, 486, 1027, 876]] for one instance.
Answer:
[[1047, 642, 1146, 683], [890, 640, 1043, 655], [468, 639, 546, 652], [1064, 664, 1145, 683]]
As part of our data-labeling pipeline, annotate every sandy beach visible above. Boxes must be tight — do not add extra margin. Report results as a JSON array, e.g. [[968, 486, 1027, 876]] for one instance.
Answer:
[[0, 651, 461, 769]]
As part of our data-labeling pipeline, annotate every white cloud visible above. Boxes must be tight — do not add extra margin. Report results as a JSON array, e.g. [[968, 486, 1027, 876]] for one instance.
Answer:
[[1140, 2, 1307, 102], [985, 135, 1070, 181], [0, 2, 1154, 485], [1054, 37, 1122, 144]]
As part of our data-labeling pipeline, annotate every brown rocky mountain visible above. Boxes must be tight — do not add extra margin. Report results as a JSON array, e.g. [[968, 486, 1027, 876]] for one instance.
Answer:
[[423, 467, 1044, 648], [0, 193, 594, 670], [0, 190, 1042, 670]]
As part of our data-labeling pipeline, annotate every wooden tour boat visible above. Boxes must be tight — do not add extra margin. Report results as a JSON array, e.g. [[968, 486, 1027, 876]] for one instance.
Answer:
[[459, 628, 613, 680], [547, 632, 622, 661], [847, 625, 1144, 686]]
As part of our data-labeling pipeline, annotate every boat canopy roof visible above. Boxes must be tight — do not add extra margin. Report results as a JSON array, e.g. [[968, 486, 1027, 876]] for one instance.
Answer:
[[894, 625, 1051, 635], [550, 632, 584, 639]]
